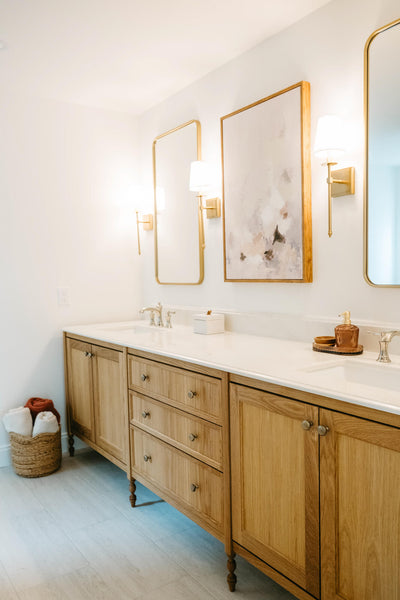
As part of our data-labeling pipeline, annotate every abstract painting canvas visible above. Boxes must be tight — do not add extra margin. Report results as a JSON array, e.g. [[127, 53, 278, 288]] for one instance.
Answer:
[[221, 81, 312, 282]]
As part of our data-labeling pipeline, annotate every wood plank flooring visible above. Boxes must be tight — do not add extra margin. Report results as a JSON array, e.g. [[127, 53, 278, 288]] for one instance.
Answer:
[[0, 451, 296, 599]]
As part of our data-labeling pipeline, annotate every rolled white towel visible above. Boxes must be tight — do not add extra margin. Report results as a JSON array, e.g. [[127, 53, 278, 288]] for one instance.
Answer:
[[32, 411, 59, 437], [3, 407, 33, 437]]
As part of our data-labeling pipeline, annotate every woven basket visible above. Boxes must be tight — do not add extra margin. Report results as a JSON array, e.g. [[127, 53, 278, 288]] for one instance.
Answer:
[[9, 427, 61, 478]]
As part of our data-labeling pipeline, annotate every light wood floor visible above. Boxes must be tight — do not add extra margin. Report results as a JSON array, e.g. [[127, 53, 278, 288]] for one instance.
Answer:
[[0, 450, 296, 599]]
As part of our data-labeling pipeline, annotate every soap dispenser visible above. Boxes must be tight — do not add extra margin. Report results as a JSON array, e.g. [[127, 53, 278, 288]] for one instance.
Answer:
[[335, 311, 359, 349]]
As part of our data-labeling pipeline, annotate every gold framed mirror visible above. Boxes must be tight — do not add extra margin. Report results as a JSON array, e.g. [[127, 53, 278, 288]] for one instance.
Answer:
[[152, 119, 205, 285], [365, 18, 400, 286]]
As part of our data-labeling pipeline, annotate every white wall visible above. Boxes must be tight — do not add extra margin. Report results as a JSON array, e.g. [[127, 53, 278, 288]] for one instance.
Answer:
[[137, 0, 400, 323], [0, 94, 141, 463]]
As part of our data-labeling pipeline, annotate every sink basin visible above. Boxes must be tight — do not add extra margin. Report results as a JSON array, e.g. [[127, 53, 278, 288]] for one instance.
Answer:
[[303, 359, 400, 393], [97, 323, 169, 335]]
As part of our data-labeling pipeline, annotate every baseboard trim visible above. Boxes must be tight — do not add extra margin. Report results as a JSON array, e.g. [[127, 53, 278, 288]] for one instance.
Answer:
[[0, 432, 88, 468]]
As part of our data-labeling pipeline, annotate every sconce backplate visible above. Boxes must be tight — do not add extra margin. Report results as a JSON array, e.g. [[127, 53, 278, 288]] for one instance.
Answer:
[[142, 214, 154, 230], [204, 197, 221, 219], [332, 167, 355, 197]]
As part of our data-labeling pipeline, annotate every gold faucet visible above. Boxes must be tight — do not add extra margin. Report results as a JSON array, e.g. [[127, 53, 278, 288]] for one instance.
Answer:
[[139, 302, 163, 327], [371, 330, 400, 363]]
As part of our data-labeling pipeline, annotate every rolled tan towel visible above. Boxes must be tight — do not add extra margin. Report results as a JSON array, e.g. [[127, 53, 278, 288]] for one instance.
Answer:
[[32, 411, 59, 437], [25, 398, 60, 424], [3, 407, 33, 436]]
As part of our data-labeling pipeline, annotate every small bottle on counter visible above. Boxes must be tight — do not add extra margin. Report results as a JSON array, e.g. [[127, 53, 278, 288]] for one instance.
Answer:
[[335, 311, 359, 349]]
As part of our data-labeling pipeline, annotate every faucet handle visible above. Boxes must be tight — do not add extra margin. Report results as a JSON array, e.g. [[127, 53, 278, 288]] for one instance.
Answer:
[[166, 310, 176, 329]]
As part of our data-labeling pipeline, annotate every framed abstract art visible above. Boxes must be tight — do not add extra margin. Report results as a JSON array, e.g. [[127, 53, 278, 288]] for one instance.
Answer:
[[221, 81, 312, 282]]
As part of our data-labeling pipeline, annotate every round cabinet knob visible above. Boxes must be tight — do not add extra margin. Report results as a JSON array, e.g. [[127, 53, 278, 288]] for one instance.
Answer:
[[188, 433, 198, 442], [141, 374, 149, 382], [84, 351, 89, 357], [318, 425, 330, 436], [187, 390, 197, 399], [142, 411, 150, 419], [190, 483, 199, 492], [302, 420, 313, 431], [143, 454, 151, 462]]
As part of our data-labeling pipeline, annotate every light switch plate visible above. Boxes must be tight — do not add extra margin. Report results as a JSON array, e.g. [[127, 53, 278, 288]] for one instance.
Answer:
[[57, 287, 70, 306]]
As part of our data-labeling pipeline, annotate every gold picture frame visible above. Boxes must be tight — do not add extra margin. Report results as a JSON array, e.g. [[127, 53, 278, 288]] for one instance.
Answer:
[[221, 81, 312, 282]]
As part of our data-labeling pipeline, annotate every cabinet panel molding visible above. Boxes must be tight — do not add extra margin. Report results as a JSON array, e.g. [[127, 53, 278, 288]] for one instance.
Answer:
[[66, 338, 94, 442], [320, 409, 400, 600], [230, 383, 319, 598], [93, 345, 128, 464]]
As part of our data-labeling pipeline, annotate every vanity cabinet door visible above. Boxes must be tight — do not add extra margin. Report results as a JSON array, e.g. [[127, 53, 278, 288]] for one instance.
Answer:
[[230, 383, 320, 598], [92, 345, 128, 466], [320, 409, 400, 600], [66, 338, 95, 442]]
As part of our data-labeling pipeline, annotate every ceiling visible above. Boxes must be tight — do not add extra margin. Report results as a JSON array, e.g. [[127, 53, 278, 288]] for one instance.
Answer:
[[0, 0, 332, 116]]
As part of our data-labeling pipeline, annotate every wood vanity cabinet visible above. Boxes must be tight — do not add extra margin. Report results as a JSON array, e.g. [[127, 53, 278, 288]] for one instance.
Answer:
[[127, 350, 230, 544], [230, 383, 320, 599], [64, 335, 128, 470], [320, 409, 400, 600], [230, 379, 400, 600], [64, 330, 400, 599]]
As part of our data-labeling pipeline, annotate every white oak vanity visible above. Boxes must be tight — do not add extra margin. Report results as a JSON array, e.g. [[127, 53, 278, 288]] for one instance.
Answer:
[[64, 322, 400, 600]]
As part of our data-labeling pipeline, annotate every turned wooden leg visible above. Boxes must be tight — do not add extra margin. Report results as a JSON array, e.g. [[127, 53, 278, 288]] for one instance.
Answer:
[[68, 434, 75, 457], [227, 552, 237, 592], [129, 478, 137, 507]]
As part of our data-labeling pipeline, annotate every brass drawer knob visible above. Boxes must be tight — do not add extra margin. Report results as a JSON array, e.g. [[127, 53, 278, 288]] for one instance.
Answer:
[[143, 454, 152, 462], [188, 433, 198, 442], [142, 411, 150, 419], [141, 374, 149, 382], [318, 425, 330, 436], [190, 483, 199, 492], [302, 420, 313, 431], [187, 390, 197, 399]]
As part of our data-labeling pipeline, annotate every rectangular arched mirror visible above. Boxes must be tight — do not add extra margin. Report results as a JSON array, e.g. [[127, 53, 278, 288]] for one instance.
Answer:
[[365, 18, 400, 286], [153, 119, 205, 285]]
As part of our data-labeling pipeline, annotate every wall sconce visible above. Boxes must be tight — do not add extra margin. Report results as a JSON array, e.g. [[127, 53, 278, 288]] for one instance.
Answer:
[[314, 115, 355, 237], [135, 211, 153, 255], [133, 185, 154, 255], [189, 161, 221, 218]]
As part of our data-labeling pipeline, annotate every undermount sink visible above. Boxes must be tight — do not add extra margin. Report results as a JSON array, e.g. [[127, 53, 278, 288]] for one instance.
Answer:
[[303, 359, 400, 393], [97, 322, 169, 334]]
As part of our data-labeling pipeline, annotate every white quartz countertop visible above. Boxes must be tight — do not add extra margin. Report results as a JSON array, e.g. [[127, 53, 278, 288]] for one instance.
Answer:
[[64, 321, 400, 417]]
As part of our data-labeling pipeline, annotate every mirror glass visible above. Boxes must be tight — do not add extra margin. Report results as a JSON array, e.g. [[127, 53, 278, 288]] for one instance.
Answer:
[[366, 19, 400, 285], [153, 120, 204, 285]]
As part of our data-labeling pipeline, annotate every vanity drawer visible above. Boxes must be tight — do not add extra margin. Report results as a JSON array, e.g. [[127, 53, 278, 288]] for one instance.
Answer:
[[129, 392, 223, 470], [128, 355, 222, 423], [131, 427, 224, 534]]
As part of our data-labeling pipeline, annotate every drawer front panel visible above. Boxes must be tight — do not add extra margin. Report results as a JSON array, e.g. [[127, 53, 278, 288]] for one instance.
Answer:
[[128, 356, 222, 423], [130, 392, 223, 470], [131, 427, 224, 532]]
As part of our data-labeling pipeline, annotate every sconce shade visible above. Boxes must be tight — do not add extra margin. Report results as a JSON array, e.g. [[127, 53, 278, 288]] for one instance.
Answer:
[[189, 160, 211, 192], [314, 115, 345, 163]]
